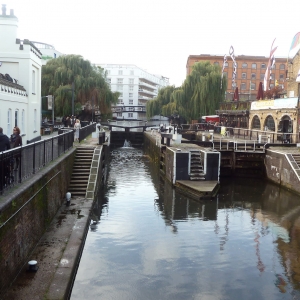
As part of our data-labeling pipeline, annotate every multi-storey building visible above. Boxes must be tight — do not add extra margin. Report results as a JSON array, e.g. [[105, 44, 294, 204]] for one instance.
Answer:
[[0, 5, 42, 143], [186, 54, 288, 101], [98, 64, 169, 120], [32, 42, 63, 66]]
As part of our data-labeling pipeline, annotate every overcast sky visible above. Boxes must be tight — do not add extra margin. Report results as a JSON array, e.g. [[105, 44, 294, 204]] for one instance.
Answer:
[[5, 0, 300, 87]]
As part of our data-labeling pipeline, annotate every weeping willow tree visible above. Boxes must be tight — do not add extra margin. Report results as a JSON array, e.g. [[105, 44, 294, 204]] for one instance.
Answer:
[[147, 61, 227, 122], [42, 55, 119, 117]]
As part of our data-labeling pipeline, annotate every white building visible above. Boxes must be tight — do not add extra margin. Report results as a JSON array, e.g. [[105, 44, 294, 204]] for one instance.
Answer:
[[32, 41, 63, 66], [0, 4, 42, 143], [98, 64, 169, 120]]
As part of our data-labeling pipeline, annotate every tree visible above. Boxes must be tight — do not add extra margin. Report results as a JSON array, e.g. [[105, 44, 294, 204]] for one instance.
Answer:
[[42, 55, 119, 117], [264, 85, 284, 99], [146, 61, 226, 123]]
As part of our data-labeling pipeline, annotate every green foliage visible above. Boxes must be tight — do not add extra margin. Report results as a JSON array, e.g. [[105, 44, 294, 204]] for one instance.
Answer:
[[146, 61, 226, 122], [42, 55, 119, 116]]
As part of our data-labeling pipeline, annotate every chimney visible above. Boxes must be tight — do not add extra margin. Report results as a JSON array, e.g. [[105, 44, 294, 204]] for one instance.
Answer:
[[10, 9, 14, 16], [2, 4, 6, 15]]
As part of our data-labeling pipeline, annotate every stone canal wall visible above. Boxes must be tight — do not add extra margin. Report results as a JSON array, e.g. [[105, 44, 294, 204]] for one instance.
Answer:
[[265, 149, 300, 195], [0, 148, 76, 292]]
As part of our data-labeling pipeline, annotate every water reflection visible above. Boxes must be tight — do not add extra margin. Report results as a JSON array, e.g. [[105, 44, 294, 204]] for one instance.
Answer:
[[71, 148, 300, 300]]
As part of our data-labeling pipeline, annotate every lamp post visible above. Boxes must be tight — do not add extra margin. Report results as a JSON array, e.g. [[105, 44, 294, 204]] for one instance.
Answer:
[[41, 95, 54, 128]]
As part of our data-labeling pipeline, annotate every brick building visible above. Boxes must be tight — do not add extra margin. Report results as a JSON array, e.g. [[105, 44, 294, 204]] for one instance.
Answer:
[[186, 54, 288, 101]]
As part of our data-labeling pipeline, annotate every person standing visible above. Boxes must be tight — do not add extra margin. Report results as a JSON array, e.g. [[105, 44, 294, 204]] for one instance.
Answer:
[[0, 127, 11, 190], [74, 119, 81, 142], [10, 126, 22, 170], [0, 127, 10, 152]]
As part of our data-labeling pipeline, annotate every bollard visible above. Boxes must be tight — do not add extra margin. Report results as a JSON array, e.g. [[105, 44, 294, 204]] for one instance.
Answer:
[[66, 192, 71, 206]]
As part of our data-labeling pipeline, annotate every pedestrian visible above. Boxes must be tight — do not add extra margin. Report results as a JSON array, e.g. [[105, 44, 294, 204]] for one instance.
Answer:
[[0, 127, 11, 190], [74, 119, 81, 142], [10, 126, 22, 170], [0, 127, 10, 152]]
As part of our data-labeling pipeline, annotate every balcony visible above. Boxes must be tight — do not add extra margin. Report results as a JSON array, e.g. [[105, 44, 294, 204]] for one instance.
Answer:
[[0, 78, 27, 97], [139, 80, 157, 91], [138, 88, 156, 96]]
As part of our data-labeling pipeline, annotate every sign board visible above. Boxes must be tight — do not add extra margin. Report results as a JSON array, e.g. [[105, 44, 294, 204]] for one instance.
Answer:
[[47, 95, 53, 110], [250, 97, 298, 110]]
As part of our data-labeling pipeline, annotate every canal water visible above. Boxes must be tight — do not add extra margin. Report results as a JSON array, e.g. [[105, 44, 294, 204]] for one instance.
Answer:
[[71, 147, 300, 300]]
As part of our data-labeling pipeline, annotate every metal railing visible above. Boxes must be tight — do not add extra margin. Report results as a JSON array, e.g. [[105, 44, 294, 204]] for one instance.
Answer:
[[0, 130, 74, 195], [79, 122, 96, 142], [181, 123, 299, 144]]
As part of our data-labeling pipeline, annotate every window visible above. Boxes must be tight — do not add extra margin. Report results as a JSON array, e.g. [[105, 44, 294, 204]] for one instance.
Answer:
[[250, 83, 256, 90], [271, 64, 276, 69], [129, 93, 133, 98], [7, 109, 12, 136], [34, 109, 37, 131], [270, 83, 274, 89], [107, 70, 111, 75], [252, 116, 261, 129], [265, 115, 275, 131], [261, 63, 266, 69], [242, 63, 247, 68], [242, 73, 247, 79], [107, 78, 111, 84], [128, 113, 133, 118], [117, 85, 123, 91], [21, 110, 25, 133], [270, 74, 275, 80], [129, 85, 134, 91], [118, 70, 123, 75], [214, 62, 219, 65], [241, 83, 246, 90], [117, 78, 123, 84], [117, 113, 122, 117], [224, 62, 228, 67], [279, 64, 285, 70], [260, 73, 265, 80], [15, 110, 18, 127], [129, 99, 133, 105], [251, 73, 256, 80], [223, 72, 228, 77], [32, 70, 36, 94], [129, 78, 134, 84], [252, 63, 257, 69], [279, 74, 284, 81], [118, 99, 123, 104], [130, 70, 134, 75]]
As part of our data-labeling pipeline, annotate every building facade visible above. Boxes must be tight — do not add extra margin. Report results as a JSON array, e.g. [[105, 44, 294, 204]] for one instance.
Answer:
[[0, 4, 42, 143], [32, 41, 63, 66], [186, 54, 288, 101], [98, 64, 169, 120], [286, 48, 300, 98]]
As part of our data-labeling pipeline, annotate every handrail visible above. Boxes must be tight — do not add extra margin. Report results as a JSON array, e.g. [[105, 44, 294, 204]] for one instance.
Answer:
[[0, 130, 74, 195]]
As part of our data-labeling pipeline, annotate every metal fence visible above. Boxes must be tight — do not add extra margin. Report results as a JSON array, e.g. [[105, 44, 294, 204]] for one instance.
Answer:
[[0, 130, 74, 195], [181, 123, 300, 144], [79, 122, 96, 142]]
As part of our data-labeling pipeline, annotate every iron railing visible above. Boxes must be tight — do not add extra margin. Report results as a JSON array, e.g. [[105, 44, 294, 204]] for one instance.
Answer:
[[79, 122, 96, 142], [0, 130, 74, 195]]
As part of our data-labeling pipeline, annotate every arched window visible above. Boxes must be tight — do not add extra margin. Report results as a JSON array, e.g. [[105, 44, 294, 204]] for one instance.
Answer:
[[251, 116, 261, 129], [264, 115, 275, 131], [242, 63, 247, 68]]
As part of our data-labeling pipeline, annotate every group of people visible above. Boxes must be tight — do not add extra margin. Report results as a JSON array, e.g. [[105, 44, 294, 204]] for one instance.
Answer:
[[62, 115, 77, 128], [0, 126, 23, 188]]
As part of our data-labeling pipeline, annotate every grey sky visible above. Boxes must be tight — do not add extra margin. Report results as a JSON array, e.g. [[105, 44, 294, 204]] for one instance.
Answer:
[[6, 0, 300, 86]]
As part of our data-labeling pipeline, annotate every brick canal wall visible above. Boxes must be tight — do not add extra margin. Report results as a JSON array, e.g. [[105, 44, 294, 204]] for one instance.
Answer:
[[265, 149, 300, 195], [0, 148, 76, 292]]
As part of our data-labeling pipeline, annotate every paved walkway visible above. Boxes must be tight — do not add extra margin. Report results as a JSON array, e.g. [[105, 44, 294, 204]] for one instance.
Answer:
[[1, 135, 99, 300]]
